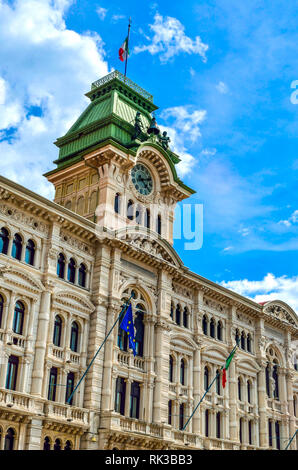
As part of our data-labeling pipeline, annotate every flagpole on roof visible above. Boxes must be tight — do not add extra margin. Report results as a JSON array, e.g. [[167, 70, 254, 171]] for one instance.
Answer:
[[66, 294, 133, 405], [124, 17, 132, 77]]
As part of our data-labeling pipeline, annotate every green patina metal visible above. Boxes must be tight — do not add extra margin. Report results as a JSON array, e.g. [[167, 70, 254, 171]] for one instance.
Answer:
[[48, 70, 195, 195]]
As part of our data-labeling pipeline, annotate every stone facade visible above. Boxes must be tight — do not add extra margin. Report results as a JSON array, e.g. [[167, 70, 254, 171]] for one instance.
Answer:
[[0, 72, 297, 450]]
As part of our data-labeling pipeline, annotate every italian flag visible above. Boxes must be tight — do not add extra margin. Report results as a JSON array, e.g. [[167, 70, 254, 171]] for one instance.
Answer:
[[119, 37, 129, 62], [222, 346, 237, 388]]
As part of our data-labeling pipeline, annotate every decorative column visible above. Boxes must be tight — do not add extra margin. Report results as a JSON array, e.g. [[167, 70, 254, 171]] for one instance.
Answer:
[[31, 288, 52, 396], [228, 359, 238, 441], [192, 345, 201, 433], [152, 320, 170, 424], [257, 359, 268, 448], [286, 371, 296, 450], [124, 378, 132, 417], [5, 292, 16, 334]]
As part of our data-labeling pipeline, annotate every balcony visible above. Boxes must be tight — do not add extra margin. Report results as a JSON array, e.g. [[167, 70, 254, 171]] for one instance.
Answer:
[[117, 350, 145, 371]]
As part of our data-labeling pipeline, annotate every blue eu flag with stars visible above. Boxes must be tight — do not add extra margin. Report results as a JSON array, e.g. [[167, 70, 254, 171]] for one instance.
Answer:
[[120, 304, 136, 356]]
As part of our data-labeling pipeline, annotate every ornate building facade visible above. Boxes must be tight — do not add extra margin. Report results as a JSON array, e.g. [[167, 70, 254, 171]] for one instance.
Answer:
[[0, 71, 297, 450]]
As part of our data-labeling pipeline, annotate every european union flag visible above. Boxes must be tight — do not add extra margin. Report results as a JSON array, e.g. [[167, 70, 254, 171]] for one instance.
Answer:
[[120, 304, 136, 356]]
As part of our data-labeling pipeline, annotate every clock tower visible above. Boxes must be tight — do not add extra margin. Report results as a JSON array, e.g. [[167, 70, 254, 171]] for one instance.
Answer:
[[45, 71, 195, 245]]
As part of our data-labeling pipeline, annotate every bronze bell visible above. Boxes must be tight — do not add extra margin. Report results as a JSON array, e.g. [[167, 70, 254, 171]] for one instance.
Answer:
[[147, 117, 160, 136]]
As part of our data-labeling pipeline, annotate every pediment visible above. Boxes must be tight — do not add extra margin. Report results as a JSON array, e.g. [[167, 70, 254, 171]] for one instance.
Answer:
[[236, 358, 260, 375], [170, 333, 197, 351], [202, 346, 227, 364], [53, 290, 95, 315], [263, 301, 298, 327], [115, 227, 183, 268], [0, 264, 45, 293]]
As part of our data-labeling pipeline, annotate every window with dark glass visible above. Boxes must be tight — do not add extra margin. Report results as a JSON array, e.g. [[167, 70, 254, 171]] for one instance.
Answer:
[[115, 377, 126, 415], [78, 263, 86, 287], [239, 418, 243, 444], [54, 438, 61, 451], [65, 372, 75, 405], [275, 421, 280, 450], [217, 321, 222, 341], [205, 409, 209, 437], [130, 381, 140, 419], [241, 331, 245, 350], [202, 315, 208, 335], [25, 239, 35, 265], [216, 412, 221, 438], [0, 294, 4, 329], [67, 258, 76, 283], [4, 428, 15, 451], [179, 403, 184, 430], [204, 367, 209, 391], [57, 253, 65, 279], [135, 309, 144, 357], [53, 315, 62, 347], [136, 205, 142, 225], [70, 321, 79, 352], [247, 381, 251, 403], [175, 304, 181, 325], [248, 420, 252, 445], [169, 356, 174, 383], [157, 214, 161, 235], [216, 370, 221, 395], [43, 436, 51, 450], [238, 378, 242, 401], [48, 367, 58, 401], [170, 302, 174, 320], [11, 233, 22, 260], [117, 309, 128, 352], [145, 209, 150, 229], [235, 329, 240, 346], [64, 440, 72, 451], [247, 334, 251, 352], [183, 307, 188, 328], [6, 355, 19, 391], [13, 301, 24, 335], [268, 420, 273, 447], [273, 364, 279, 399], [114, 193, 120, 214], [210, 318, 215, 338], [266, 364, 270, 397], [0, 227, 9, 255], [168, 400, 172, 425], [127, 200, 134, 220], [180, 359, 185, 385]]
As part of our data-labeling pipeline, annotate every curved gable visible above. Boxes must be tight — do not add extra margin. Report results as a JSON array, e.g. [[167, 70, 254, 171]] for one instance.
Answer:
[[263, 300, 298, 327], [0, 264, 45, 294], [53, 290, 95, 316]]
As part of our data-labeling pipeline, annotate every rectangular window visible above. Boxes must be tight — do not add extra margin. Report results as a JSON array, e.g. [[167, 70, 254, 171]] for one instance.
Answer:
[[268, 420, 272, 447], [168, 401, 172, 425], [6, 355, 19, 390], [275, 421, 280, 450], [179, 403, 184, 430], [48, 367, 58, 401], [115, 377, 126, 415], [205, 409, 209, 437], [248, 420, 252, 445], [65, 372, 74, 405], [130, 381, 140, 419]]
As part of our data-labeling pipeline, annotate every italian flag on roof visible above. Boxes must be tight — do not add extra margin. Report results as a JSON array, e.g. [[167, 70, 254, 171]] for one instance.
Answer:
[[119, 37, 129, 62]]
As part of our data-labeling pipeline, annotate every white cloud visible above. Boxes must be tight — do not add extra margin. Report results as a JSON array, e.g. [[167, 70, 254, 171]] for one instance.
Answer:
[[216, 81, 229, 94], [134, 12, 208, 63], [0, 0, 108, 198], [220, 273, 298, 312], [111, 14, 125, 22], [279, 209, 298, 227], [96, 6, 107, 20]]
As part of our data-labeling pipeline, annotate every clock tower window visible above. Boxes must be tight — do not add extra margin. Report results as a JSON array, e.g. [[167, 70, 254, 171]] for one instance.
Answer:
[[157, 214, 162, 235], [127, 200, 134, 221]]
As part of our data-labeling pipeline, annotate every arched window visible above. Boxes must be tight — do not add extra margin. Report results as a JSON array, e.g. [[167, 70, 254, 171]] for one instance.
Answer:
[[54, 438, 61, 451], [70, 322, 79, 352], [53, 315, 62, 347], [11, 233, 22, 260], [217, 321, 222, 341], [266, 364, 270, 397], [235, 329, 240, 346], [67, 258, 76, 283], [157, 214, 161, 235], [0, 294, 4, 329], [57, 253, 65, 279], [179, 403, 184, 430], [4, 428, 15, 450], [247, 333, 252, 352], [202, 315, 208, 335], [117, 309, 128, 352], [0, 227, 9, 255], [204, 367, 209, 391], [145, 208, 150, 229], [65, 372, 75, 405], [216, 412, 221, 438], [43, 436, 51, 450], [78, 263, 86, 287], [13, 301, 24, 335], [127, 200, 134, 220], [205, 409, 209, 437], [175, 304, 181, 325], [216, 370, 221, 395], [6, 355, 19, 391], [114, 193, 120, 214], [134, 308, 144, 357], [136, 204, 142, 225], [180, 359, 185, 385], [168, 400, 173, 425], [25, 239, 35, 265], [210, 318, 215, 338], [48, 367, 58, 401], [247, 380, 251, 403], [238, 377, 242, 401], [241, 331, 246, 350], [273, 363, 279, 399], [183, 307, 188, 328], [64, 440, 72, 451], [114, 377, 126, 415], [169, 356, 174, 383]]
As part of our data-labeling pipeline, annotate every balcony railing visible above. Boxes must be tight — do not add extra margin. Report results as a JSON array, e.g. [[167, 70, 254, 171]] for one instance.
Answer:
[[91, 70, 154, 102]]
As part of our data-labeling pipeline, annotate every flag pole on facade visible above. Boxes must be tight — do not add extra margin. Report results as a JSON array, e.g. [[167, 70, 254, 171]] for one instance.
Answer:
[[125, 17, 131, 77], [284, 428, 298, 450], [67, 294, 133, 405], [182, 343, 238, 432]]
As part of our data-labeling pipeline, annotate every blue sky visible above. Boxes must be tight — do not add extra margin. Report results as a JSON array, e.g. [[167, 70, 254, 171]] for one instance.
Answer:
[[0, 0, 297, 309]]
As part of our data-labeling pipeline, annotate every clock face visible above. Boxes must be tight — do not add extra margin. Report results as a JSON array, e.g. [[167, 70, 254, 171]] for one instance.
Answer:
[[131, 164, 153, 196]]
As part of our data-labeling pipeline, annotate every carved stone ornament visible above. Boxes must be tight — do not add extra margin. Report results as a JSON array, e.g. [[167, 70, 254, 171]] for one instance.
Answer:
[[265, 304, 296, 325], [0, 203, 49, 235], [120, 234, 175, 264], [60, 231, 93, 255]]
